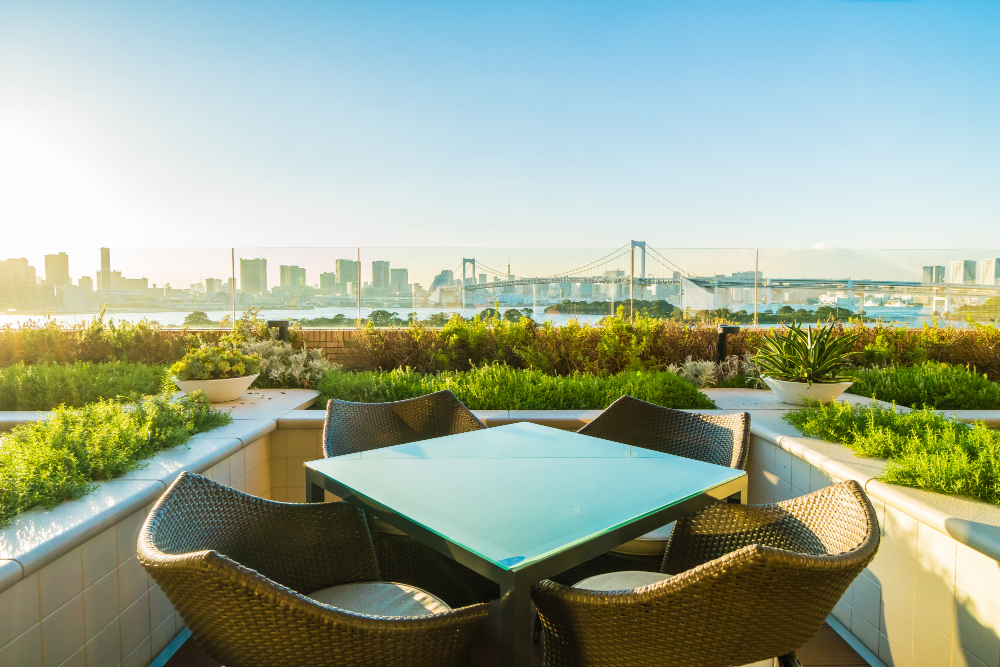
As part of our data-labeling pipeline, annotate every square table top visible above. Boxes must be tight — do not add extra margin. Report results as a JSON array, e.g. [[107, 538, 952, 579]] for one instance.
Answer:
[[306, 421, 745, 573]]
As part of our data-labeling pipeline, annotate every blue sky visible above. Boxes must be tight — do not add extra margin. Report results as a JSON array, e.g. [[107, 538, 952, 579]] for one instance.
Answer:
[[1, 0, 998, 255]]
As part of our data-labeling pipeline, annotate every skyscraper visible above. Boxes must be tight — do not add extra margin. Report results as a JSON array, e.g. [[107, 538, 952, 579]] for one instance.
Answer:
[[100, 248, 111, 290], [320, 272, 337, 291], [979, 259, 1000, 286], [950, 260, 977, 284], [335, 259, 359, 294], [205, 278, 223, 294], [390, 268, 409, 296], [240, 258, 268, 294], [279, 265, 306, 292], [372, 261, 391, 290], [45, 252, 70, 287], [922, 266, 945, 284]]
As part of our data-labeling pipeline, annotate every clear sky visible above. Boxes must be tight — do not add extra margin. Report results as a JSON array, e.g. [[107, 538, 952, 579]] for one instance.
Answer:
[[1, 0, 998, 259]]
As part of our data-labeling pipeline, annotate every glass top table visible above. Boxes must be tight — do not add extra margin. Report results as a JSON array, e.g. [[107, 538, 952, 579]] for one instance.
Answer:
[[305, 421, 747, 667]]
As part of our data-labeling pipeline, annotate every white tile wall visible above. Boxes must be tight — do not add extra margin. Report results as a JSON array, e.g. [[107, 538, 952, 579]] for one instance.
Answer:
[[0, 433, 272, 667], [747, 435, 1000, 667]]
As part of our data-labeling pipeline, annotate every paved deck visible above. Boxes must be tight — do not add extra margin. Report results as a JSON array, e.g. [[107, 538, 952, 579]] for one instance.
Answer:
[[164, 602, 867, 666]]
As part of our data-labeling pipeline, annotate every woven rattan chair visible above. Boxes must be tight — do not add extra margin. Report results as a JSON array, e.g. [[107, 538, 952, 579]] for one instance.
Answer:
[[553, 395, 750, 583], [323, 390, 500, 607], [533, 481, 880, 667], [139, 472, 488, 667]]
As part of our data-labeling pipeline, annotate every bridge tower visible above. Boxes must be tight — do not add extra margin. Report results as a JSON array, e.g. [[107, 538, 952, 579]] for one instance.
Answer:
[[630, 241, 647, 318], [462, 258, 476, 307]]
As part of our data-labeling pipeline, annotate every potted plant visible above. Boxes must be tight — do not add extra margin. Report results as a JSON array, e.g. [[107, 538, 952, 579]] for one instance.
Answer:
[[170, 344, 261, 403], [754, 322, 858, 405]]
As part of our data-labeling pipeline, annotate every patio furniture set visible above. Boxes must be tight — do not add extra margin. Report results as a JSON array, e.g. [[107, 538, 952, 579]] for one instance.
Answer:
[[138, 391, 880, 667]]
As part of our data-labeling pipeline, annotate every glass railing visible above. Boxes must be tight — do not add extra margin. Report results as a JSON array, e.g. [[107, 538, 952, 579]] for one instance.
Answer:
[[2, 245, 999, 328]]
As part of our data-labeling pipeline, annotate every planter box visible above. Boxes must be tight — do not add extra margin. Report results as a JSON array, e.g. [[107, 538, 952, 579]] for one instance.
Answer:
[[0, 391, 314, 667]]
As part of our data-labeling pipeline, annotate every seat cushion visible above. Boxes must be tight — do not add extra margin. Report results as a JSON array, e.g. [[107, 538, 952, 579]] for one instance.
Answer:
[[574, 571, 672, 592], [610, 521, 674, 556], [374, 518, 408, 536], [307, 581, 451, 617]]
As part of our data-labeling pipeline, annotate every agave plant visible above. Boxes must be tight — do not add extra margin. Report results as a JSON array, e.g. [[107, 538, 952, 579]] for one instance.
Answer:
[[754, 322, 858, 385]]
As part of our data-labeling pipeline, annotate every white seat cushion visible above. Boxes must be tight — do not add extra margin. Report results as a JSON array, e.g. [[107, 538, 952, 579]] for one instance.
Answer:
[[574, 571, 672, 592], [307, 581, 451, 617], [374, 518, 408, 536], [610, 521, 674, 556]]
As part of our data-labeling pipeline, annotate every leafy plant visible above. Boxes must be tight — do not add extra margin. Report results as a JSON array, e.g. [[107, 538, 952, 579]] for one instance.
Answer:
[[0, 392, 232, 526], [754, 322, 859, 385], [243, 338, 339, 390], [170, 345, 261, 380], [847, 362, 1000, 409], [668, 356, 718, 388], [317, 364, 715, 410], [0, 361, 168, 411], [784, 401, 1000, 505]]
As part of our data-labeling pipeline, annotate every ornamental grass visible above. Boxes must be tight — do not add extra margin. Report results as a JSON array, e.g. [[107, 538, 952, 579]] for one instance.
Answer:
[[785, 401, 1000, 505]]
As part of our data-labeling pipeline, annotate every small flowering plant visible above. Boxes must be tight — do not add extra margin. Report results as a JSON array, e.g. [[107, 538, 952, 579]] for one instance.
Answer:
[[169, 344, 261, 381]]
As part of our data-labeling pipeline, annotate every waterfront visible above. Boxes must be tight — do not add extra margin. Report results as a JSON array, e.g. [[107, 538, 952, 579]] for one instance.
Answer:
[[0, 304, 960, 329]]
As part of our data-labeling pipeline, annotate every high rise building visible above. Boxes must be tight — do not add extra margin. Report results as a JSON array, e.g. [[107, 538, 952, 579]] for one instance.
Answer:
[[923, 266, 946, 284], [603, 270, 626, 299], [100, 248, 111, 290], [0, 258, 35, 303], [335, 259, 359, 294], [320, 272, 337, 291], [279, 265, 306, 291], [45, 252, 70, 287], [78, 276, 94, 293], [240, 258, 268, 294], [390, 268, 409, 296], [979, 259, 1000, 286], [205, 278, 223, 294], [372, 261, 391, 290], [950, 260, 977, 284]]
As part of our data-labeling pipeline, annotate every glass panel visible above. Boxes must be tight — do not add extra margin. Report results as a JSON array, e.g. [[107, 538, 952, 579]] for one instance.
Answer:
[[306, 422, 744, 571], [4, 245, 998, 328]]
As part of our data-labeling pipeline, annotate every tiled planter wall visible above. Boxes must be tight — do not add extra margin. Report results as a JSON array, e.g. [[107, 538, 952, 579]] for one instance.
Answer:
[[749, 431, 1000, 667], [5, 399, 1000, 667], [0, 433, 272, 667]]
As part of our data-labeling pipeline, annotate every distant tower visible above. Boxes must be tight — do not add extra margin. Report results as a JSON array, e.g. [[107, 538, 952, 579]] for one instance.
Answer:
[[100, 248, 111, 290], [44, 252, 70, 287]]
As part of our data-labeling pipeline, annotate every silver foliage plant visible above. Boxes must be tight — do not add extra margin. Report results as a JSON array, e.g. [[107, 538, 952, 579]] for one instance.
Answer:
[[667, 353, 764, 389], [240, 339, 339, 390]]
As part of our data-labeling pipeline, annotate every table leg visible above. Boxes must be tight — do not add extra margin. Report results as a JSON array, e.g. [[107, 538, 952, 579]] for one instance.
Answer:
[[307, 479, 326, 503], [499, 579, 533, 667]]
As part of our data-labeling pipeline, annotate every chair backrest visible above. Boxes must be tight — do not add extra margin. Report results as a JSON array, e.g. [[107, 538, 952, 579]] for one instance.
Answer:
[[534, 481, 880, 667], [140, 472, 379, 597], [323, 390, 486, 458], [139, 473, 488, 667], [577, 395, 750, 469]]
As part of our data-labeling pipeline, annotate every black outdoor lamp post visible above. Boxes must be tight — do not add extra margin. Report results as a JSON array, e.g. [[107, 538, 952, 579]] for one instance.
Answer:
[[717, 325, 741, 363]]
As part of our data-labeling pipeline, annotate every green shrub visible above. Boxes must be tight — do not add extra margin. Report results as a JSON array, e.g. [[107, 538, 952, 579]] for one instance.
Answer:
[[0, 393, 232, 526], [351, 313, 741, 376], [317, 364, 715, 410], [784, 402, 1000, 505], [0, 362, 169, 411], [170, 345, 260, 380], [0, 313, 192, 367], [848, 362, 1000, 410]]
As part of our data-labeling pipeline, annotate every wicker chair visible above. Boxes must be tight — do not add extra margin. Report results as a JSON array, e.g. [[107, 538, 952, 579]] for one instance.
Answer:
[[139, 473, 488, 667], [323, 390, 500, 607], [553, 395, 750, 583], [533, 481, 880, 667]]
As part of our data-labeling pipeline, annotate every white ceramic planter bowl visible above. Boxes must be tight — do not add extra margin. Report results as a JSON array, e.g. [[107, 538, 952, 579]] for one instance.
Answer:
[[762, 376, 853, 406], [173, 374, 259, 403]]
